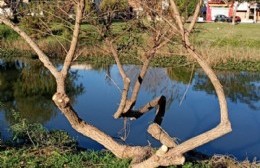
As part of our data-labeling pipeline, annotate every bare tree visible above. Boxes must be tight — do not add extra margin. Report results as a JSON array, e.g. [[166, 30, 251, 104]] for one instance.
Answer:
[[0, 0, 154, 163], [0, 0, 232, 167]]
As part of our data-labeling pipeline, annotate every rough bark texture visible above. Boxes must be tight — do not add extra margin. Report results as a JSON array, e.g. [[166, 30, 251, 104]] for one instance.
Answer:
[[0, 0, 152, 162], [52, 93, 153, 160], [188, 0, 203, 33], [0, 16, 59, 78], [131, 1, 232, 167], [108, 39, 158, 119], [148, 123, 177, 148]]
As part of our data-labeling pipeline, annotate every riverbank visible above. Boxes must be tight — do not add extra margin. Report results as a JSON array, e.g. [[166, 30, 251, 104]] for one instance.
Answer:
[[1, 48, 260, 71], [2, 144, 258, 168], [0, 115, 259, 168], [0, 23, 260, 71], [192, 23, 260, 71]]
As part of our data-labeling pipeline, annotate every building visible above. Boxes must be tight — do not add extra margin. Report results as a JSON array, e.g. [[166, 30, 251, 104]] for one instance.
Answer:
[[236, 2, 260, 23], [206, 0, 260, 22], [206, 0, 232, 21]]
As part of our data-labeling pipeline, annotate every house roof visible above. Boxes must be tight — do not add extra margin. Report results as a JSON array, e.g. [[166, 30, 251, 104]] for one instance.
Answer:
[[208, 0, 229, 7], [237, 2, 249, 11], [237, 2, 260, 11], [208, 0, 228, 4]]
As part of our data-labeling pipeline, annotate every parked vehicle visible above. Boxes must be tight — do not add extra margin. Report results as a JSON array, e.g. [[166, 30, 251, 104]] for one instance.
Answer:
[[230, 16, 241, 23], [214, 15, 231, 22]]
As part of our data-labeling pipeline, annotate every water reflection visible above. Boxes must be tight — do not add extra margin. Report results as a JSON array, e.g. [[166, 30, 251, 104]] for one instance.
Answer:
[[0, 60, 260, 161], [0, 59, 84, 124], [193, 70, 260, 110], [167, 66, 195, 84], [124, 65, 179, 108]]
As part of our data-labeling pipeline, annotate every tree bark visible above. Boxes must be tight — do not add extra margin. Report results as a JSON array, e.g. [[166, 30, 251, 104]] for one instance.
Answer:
[[147, 123, 177, 148], [188, 0, 203, 34], [130, 1, 232, 167], [52, 93, 153, 161]]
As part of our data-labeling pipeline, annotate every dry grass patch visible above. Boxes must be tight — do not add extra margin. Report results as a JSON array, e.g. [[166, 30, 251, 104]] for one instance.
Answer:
[[208, 155, 260, 168]]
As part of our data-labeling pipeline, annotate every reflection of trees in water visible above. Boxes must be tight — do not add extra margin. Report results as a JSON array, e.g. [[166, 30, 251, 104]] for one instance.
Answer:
[[123, 65, 179, 108], [14, 61, 56, 97], [193, 70, 260, 110], [0, 61, 20, 103], [92, 62, 112, 73], [4, 97, 55, 124], [167, 66, 194, 85], [0, 60, 84, 124], [166, 66, 195, 105]]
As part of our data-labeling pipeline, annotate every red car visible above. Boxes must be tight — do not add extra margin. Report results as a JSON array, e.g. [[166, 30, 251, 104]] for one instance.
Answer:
[[230, 16, 241, 23]]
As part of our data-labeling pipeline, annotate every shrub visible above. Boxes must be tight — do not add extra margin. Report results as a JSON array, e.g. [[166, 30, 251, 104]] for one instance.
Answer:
[[0, 25, 19, 40], [10, 112, 77, 148]]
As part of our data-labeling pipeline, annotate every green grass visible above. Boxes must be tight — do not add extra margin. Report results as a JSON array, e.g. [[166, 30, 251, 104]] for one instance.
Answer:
[[0, 112, 206, 168], [0, 148, 131, 168], [192, 23, 260, 48], [0, 111, 259, 168], [1, 22, 260, 71], [0, 112, 130, 168], [0, 24, 19, 41]]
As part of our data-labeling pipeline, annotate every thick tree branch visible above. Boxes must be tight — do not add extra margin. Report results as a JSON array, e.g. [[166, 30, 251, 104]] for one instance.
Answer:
[[62, 0, 85, 76], [188, 0, 203, 34], [52, 93, 153, 160], [147, 123, 177, 148], [169, 0, 184, 34], [122, 96, 166, 124], [0, 16, 59, 78], [169, 0, 230, 122], [108, 37, 161, 118], [133, 1, 232, 167], [107, 40, 131, 119]]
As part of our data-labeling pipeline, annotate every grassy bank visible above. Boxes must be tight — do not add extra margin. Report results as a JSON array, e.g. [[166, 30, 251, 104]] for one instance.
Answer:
[[1, 114, 259, 168], [193, 23, 260, 48], [0, 23, 260, 71], [192, 23, 260, 70]]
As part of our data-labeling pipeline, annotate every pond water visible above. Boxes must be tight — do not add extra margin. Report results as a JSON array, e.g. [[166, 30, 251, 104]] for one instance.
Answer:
[[0, 60, 260, 161]]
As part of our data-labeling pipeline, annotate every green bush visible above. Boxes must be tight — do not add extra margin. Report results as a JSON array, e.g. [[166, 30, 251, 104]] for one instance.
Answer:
[[10, 112, 77, 148], [0, 25, 19, 40]]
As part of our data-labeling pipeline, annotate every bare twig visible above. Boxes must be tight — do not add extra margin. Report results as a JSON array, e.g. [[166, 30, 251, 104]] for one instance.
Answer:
[[179, 64, 195, 106], [26, 131, 36, 147]]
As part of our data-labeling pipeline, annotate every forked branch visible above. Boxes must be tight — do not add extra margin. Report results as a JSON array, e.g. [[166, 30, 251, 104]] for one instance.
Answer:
[[122, 96, 166, 124], [188, 0, 203, 34], [108, 29, 172, 119], [62, 0, 85, 76], [132, 1, 232, 167], [1, 0, 154, 162]]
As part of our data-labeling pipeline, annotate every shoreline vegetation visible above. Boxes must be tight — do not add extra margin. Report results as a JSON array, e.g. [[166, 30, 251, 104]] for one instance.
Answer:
[[0, 113, 259, 168], [0, 23, 260, 71]]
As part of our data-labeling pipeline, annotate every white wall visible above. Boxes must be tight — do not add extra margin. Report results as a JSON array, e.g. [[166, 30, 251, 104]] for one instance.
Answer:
[[211, 7, 229, 20]]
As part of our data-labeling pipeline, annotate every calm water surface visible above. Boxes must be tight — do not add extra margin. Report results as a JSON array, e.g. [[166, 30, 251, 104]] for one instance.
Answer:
[[0, 60, 259, 161]]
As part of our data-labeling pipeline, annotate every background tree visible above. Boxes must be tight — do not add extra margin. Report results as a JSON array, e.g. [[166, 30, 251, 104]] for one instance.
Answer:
[[175, 0, 199, 19]]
